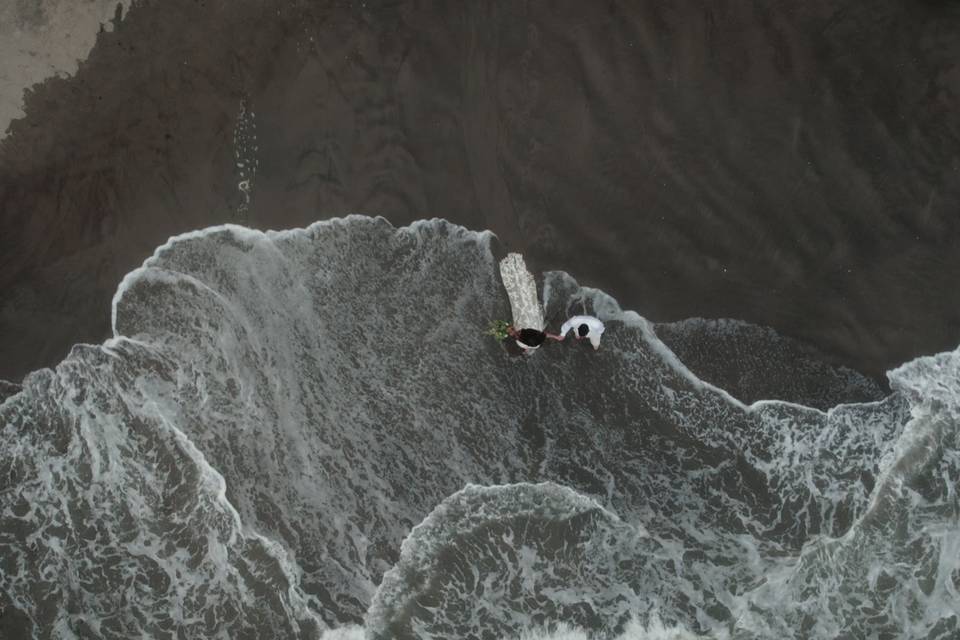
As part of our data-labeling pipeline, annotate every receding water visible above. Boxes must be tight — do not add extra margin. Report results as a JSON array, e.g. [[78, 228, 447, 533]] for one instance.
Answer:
[[1, 217, 958, 639]]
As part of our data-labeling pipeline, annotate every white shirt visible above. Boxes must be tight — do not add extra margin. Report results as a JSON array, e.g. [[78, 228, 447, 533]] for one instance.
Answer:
[[560, 315, 605, 350]]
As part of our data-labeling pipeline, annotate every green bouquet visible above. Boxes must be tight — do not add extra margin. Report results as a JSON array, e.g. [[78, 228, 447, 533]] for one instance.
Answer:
[[485, 320, 511, 340]]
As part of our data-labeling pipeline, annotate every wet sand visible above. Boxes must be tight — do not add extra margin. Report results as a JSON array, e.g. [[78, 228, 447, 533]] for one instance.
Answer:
[[2, 0, 960, 384]]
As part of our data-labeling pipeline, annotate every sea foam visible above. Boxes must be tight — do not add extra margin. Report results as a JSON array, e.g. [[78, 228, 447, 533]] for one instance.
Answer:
[[2, 217, 958, 639]]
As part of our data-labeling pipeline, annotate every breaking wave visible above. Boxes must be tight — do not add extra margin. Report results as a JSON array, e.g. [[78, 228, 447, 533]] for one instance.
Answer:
[[1, 217, 957, 639]]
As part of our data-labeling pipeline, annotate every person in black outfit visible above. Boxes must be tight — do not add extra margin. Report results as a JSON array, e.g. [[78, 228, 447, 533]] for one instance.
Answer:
[[506, 325, 564, 352]]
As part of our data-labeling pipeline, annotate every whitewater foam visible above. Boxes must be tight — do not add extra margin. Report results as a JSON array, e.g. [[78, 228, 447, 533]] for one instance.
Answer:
[[3, 216, 958, 639]]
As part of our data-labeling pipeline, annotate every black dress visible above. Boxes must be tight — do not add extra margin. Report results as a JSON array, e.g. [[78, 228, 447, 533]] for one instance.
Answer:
[[516, 328, 546, 348]]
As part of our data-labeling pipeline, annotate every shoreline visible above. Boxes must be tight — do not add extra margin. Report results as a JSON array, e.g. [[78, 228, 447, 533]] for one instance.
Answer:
[[2, 0, 960, 383]]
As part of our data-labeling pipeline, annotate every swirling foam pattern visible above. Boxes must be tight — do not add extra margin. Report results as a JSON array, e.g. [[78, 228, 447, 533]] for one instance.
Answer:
[[1, 217, 957, 639]]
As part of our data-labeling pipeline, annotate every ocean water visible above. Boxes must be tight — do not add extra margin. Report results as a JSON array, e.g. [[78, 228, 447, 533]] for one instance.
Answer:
[[1, 217, 958, 639], [653, 318, 886, 411]]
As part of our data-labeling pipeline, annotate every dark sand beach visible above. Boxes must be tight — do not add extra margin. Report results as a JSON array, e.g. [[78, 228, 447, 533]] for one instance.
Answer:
[[3, 0, 960, 383]]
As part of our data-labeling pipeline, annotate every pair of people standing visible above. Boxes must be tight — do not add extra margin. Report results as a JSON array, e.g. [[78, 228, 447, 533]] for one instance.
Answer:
[[497, 252, 605, 354], [506, 315, 605, 352]]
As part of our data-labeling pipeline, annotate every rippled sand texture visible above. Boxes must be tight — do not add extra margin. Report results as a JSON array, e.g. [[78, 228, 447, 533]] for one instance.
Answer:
[[2, 0, 960, 382]]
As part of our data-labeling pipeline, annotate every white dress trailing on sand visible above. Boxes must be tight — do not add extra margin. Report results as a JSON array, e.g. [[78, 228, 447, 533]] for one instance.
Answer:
[[498, 253, 544, 332]]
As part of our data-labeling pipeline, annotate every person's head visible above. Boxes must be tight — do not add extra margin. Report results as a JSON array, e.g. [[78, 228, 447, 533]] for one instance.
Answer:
[[577, 324, 589, 338]]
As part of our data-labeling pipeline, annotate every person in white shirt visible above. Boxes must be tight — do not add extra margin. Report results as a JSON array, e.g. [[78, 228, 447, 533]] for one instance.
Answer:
[[559, 315, 605, 350]]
